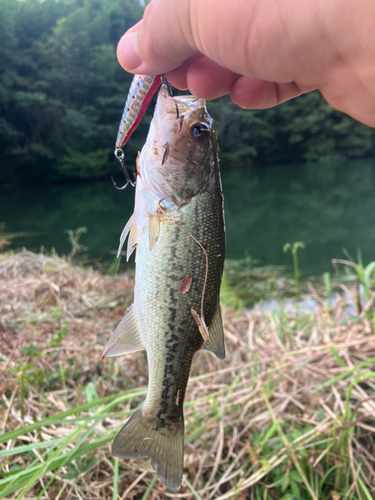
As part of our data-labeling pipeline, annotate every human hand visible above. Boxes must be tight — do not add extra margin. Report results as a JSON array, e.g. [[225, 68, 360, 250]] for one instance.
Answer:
[[117, 0, 375, 127]]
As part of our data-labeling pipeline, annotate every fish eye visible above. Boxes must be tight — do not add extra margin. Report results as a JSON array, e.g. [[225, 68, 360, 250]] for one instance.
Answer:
[[191, 123, 210, 141]]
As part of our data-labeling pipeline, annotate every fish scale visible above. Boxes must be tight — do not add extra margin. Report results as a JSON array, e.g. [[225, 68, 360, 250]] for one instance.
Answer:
[[135, 184, 223, 422]]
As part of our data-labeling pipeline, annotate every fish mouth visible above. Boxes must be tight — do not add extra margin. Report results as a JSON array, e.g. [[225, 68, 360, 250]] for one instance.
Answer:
[[155, 85, 206, 121], [137, 82, 216, 206]]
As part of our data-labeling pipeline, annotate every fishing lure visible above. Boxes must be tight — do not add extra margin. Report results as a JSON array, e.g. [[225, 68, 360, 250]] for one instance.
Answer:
[[113, 74, 163, 190]]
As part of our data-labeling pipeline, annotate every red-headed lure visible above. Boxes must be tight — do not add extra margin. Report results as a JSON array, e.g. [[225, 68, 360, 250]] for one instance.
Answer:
[[113, 74, 163, 190], [116, 74, 163, 150]]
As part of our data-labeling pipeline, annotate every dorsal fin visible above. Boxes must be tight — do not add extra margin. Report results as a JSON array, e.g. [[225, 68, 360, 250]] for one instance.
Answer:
[[117, 214, 134, 258], [102, 305, 144, 357], [200, 302, 225, 360]]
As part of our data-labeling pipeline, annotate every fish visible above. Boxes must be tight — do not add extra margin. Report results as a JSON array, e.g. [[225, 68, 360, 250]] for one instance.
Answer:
[[103, 84, 226, 491]]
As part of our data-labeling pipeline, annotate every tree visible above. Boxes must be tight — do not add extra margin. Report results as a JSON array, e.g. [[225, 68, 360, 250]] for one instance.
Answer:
[[0, 0, 374, 185]]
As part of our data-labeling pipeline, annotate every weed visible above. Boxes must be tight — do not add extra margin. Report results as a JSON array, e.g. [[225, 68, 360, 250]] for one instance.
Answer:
[[332, 254, 375, 319], [224, 258, 298, 308], [323, 272, 332, 309], [220, 272, 244, 311], [65, 226, 87, 262], [108, 255, 122, 279], [49, 326, 69, 348], [283, 241, 305, 314]]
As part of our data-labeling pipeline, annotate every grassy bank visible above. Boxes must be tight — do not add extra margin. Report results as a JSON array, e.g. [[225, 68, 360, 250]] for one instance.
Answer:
[[1, 250, 375, 499]]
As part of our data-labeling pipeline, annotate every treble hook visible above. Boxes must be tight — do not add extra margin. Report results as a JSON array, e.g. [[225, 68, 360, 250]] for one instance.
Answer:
[[111, 148, 136, 190]]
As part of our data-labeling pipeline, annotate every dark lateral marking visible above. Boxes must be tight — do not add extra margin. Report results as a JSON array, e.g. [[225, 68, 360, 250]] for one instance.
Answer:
[[162, 142, 169, 165], [175, 101, 180, 119]]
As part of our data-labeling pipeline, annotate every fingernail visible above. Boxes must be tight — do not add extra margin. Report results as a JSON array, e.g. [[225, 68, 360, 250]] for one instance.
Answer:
[[117, 32, 142, 71]]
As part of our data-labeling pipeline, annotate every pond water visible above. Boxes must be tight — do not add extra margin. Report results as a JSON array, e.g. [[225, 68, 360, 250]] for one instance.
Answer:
[[1, 158, 375, 277]]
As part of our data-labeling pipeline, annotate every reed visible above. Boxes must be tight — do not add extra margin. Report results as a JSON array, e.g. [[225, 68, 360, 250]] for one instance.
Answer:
[[1, 249, 375, 499]]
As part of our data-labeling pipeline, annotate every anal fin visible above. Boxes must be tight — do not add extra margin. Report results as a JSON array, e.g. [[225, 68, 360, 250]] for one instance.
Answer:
[[102, 305, 144, 357], [201, 302, 225, 360]]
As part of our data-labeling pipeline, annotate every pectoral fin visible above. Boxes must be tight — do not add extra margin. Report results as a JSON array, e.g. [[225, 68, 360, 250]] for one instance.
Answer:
[[201, 302, 225, 360], [117, 213, 134, 258], [127, 219, 137, 261], [102, 305, 144, 357]]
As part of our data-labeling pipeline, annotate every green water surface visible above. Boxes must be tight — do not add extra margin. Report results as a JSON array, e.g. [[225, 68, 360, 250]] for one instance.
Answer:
[[1, 159, 375, 276]]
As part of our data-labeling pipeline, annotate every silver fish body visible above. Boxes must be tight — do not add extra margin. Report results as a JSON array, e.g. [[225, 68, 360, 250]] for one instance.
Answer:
[[103, 85, 225, 491]]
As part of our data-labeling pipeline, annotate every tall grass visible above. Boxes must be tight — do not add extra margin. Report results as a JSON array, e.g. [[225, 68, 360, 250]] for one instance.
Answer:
[[1, 250, 375, 499], [283, 241, 305, 314]]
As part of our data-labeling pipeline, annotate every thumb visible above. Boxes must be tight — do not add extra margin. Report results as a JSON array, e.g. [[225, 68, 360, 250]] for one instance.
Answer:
[[117, 0, 198, 75], [117, 0, 260, 77]]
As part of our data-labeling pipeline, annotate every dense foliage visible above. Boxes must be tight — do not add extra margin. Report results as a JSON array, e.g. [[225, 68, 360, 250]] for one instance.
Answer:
[[1, 0, 374, 185]]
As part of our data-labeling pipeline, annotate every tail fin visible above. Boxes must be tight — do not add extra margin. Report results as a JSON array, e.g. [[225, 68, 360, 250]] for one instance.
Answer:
[[112, 408, 184, 492]]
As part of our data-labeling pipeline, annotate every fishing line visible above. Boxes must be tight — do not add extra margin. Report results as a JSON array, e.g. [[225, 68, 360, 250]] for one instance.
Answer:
[[158, 199, 209, 341]]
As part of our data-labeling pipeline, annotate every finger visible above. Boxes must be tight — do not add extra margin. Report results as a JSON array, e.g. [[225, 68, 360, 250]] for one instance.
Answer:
[[321, 65, 375, 127], [230, 76, 308, 109], [117, 0, 198, 74], [117, 0, 277, 77], [166, 54, 204, 90], [185, 57, 241, 100]]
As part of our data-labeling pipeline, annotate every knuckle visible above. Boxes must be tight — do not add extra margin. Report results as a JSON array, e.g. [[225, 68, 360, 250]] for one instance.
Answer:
[[139, 30, 160, 64]]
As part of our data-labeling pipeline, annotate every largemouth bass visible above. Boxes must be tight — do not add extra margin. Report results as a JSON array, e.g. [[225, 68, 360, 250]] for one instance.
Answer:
[[103, 85, 225, 491]]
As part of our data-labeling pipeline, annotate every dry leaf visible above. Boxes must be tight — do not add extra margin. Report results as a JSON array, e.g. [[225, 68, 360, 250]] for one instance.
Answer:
[[191, 308, 210, 342], [180, 274, 192, 294]]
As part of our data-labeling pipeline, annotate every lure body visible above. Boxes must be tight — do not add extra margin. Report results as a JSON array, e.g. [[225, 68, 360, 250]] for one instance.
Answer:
[[116, 74, 163, 149]]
